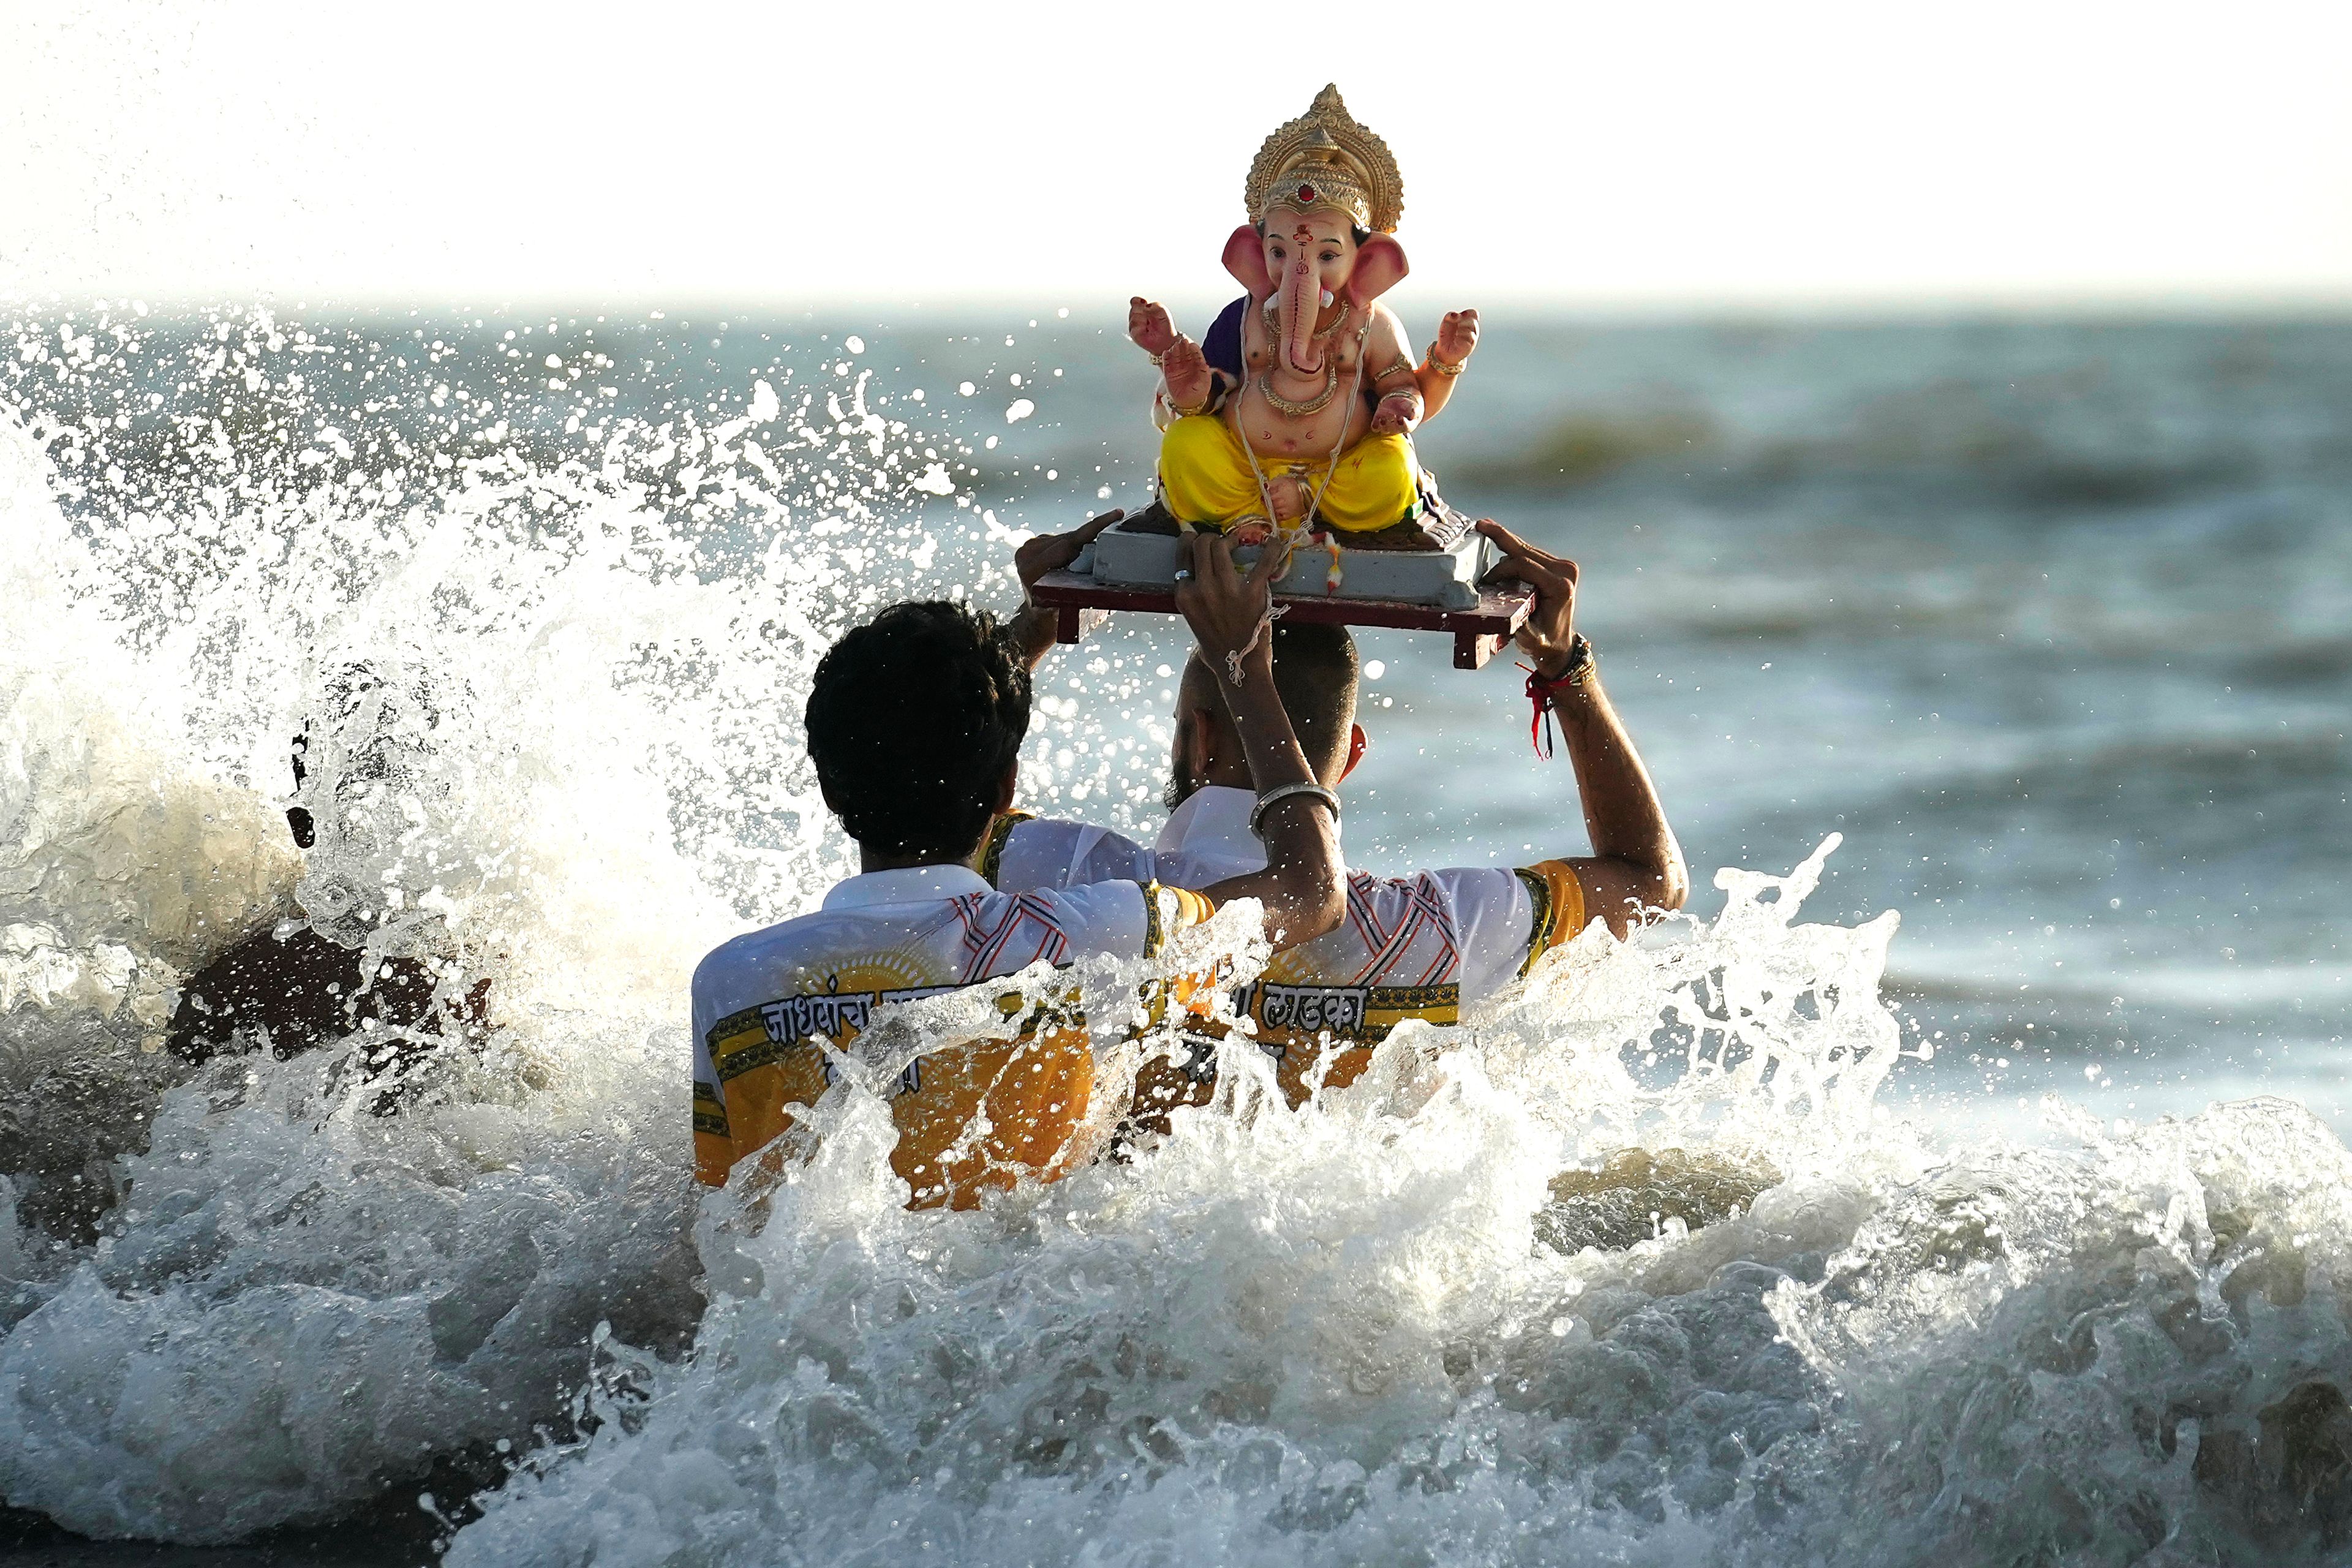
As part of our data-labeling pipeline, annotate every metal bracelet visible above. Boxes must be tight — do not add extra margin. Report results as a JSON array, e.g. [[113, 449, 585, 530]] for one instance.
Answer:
[[1249, 782, 1342, 838], [1545, 633, 1597, 689], [1426, 343, 1466, 377]]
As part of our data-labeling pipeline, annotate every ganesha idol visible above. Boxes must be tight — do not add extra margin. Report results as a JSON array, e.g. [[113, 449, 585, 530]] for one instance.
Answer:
[[1125, 85, 1480, 554]]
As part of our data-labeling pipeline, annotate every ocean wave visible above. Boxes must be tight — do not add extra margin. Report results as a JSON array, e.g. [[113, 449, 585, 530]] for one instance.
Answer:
[[1887, 962, 2352, 1017], [0, 375, 887, 1538], [440, 854, 2352, 1566]]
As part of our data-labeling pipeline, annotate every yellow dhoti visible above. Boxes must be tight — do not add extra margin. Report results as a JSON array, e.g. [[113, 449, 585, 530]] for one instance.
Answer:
[[1157, 413, 1421, 535]]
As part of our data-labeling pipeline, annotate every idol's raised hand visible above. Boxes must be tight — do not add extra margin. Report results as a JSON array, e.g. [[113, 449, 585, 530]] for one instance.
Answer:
[[1130, 297, 1212, 416], [1434, 308, 1480, 368], [1128, 297, 1178, 358], [1415, 309, 1480, 426]]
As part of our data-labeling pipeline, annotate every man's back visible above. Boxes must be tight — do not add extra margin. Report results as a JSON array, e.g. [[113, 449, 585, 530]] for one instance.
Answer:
[[973, 512, 1683, 1123], [692, 865, 1210, 1204]]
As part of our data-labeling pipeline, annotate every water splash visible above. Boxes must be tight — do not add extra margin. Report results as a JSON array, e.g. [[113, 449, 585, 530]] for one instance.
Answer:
[[438, 858, 2352, 1566], [0, 307, 981, 1539]]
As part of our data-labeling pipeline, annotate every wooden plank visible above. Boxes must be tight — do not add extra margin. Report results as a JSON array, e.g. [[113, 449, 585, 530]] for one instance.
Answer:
[[1029, 570, 1534, 664], [1456, 629, 1507, 671]]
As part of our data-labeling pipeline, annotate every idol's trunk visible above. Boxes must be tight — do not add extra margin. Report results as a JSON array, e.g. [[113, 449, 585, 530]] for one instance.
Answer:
[[1283, 261, 1322, 375]]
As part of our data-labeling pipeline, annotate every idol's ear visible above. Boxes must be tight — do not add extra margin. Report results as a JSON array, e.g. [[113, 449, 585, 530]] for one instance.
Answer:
[[1223, 224, 1275, 298], [1347, 233, 1409, 306]]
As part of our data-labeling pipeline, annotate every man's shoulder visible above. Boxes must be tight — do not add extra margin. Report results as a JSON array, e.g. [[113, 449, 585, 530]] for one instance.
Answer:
[[691, 908, 830, 994], [688, 879, 1157, 1034], [1305, 859, 1585, 1000], [1328, 862, 1558, 956], [988, 812, 1159, 892], [688, 893, 951, 989], [694, 878, 1140, 960]]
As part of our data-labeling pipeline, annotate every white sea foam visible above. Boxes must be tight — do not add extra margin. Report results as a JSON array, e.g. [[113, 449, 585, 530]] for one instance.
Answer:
[[439, 857, 2352, 1566], [0, 358, 881, 1539]]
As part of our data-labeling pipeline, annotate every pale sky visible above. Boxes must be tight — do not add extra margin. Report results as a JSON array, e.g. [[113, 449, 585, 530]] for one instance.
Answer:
[[4, 0, 2348, 312]]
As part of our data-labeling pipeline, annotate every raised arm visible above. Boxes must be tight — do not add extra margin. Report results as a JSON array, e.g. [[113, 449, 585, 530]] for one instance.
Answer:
[[1415, 309, 1478, 425], [1365, 307, 1425, 437], [1130, 297, 1222, 429], [1478, 519, 1689, 937], [1175, 532, 1346, 947], [1003, 508, 1124, 672]]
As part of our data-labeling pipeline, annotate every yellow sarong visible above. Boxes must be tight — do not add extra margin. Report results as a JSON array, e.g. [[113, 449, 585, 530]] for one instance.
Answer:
[[1157, 412, 1420, 535]]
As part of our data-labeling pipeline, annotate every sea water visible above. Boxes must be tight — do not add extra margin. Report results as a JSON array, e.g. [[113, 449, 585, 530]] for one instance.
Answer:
[[1, 305, 2348, 1563]]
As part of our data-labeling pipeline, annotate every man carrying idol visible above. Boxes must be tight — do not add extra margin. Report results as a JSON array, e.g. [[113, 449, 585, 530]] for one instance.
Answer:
[[690, 533, 1346, 1207], [987, 512, 1688, 1127]]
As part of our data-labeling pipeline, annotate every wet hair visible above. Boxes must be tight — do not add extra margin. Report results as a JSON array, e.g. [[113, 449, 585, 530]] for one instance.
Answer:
[[805, 600, 1030, 862], [1181, 620, 1359, 785]]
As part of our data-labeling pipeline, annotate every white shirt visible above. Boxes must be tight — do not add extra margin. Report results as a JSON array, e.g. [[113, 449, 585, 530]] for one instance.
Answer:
[[979, 788, 1587, 1103], [690, 864, 1212, 1199]]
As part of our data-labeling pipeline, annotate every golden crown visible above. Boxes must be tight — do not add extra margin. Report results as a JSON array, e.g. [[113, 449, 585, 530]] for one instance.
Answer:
[[1244, 85, 1403, 235]]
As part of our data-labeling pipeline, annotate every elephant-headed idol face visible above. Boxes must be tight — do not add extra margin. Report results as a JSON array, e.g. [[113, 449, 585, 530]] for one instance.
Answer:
[[1263, 211, 1357, 327], [1223, 207, 1408, 379]]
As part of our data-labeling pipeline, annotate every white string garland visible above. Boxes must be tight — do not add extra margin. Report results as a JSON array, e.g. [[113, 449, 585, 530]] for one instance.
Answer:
[[1226, 598, 1288, 687], [1220, 307, 1372, 682], [1237, 312, 1372, 564]]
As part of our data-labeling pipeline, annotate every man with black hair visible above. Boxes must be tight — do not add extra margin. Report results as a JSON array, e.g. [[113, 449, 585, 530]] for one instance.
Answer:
[[690, 533, 1345, 1205], [984, 515, 1687, 1121]]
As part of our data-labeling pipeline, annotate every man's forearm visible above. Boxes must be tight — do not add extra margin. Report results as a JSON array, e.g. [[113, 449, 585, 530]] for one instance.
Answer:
[[1203, 669, 1343, 943], [1224, 673, 1316, 796], [1005, 601, 1059, 673], [1006, 510, 1125, 671], [1476, 520, 1681, 934], [1555, 670, 1689, 914]]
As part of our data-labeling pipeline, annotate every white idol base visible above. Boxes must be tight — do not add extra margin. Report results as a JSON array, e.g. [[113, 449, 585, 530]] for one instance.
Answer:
[[1082, 516, 1495, 609]]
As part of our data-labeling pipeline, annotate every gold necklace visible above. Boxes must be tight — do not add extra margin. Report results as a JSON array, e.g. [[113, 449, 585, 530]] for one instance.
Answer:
[[1254, 361, 1340, 417], [1260, 296, 1351, 341]]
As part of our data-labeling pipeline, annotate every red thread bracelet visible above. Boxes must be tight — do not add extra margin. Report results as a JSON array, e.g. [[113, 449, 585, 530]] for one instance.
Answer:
[[1520, 643, 1592, 758]]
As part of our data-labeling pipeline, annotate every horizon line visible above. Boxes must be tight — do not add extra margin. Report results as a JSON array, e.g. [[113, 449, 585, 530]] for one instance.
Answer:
[[7, 284, 2352, 326]]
